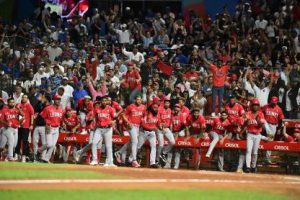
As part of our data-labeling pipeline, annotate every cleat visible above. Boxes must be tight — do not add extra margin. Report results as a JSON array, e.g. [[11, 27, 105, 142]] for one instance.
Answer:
[[244, 168, 250, 173], [90, 160, 98, 166], [114, 152, 122, 164], [236, 169, 243, 173], [131, 160, 140, 168]]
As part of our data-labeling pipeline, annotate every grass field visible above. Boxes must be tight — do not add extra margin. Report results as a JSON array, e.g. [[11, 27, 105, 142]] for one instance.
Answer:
[[0, 162, 298, 200], [0, 189, 290, 200]]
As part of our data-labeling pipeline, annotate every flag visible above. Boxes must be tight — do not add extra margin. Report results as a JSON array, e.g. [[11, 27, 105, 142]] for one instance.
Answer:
[[157, 61, 173, 76], [62, 0, 89, 18]]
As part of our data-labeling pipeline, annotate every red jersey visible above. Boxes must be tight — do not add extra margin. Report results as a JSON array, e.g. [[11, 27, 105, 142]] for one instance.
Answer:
[[225, 103, 245, 131], [184, 71, 199, 80], [209, 64, 229, 87], [16, 102, 34, 128], [40, 105, 64, 127], [262, 104, 284, 125], [245, 111, 265, 134], [0, 107, 8, 128], [171, 112, 186, 132], [111, 101, 123, 112], [186, 115, 206, 135], [4, 108, 22, 128], [124, 69, 141, 90], [63, 113, 80, 131], [85, 110, 95, 130], [211, 117, 231, 135], [158, 107, 172, 128], [77, 98, 93, 113], [125, 104, 146, 126], [141, 112, 159, 131], [181, 106, 190, 120], [94, 105, 116, 127]]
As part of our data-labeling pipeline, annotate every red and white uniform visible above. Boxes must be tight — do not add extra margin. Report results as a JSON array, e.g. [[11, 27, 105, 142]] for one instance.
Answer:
[[245, 111, 265, 134], [262, 104, 284, 125], [16, 102, 34, 129], [77, 98, 93, 113], [125, 104, 146, 126], [225, 103, 245, 131], [158, 107, 172, 128], [40, 105, 64, 127], [4, 108, 22, 128], [94, 106, 116, 127], [171, 112, 186, 133], [211, 117, 231, 135], [63, 113, 80, 131], [186, 115, 206, 135], [141, 112, 159, 131]]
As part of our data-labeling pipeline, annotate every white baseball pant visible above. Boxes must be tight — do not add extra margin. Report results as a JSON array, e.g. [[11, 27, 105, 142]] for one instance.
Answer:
[[92, 127, 113, 164], [264, 122, 277, 163], [119, 125, 140, 162], [32, 126, 47, 158], [137, 130, 157, 165], [79, 112, 86, 127], [157, 128, 176, 159], [165, 130, 185, 169], [246, 133, 261, 168], [42, 127, 60, 162], [1, 127, 18, 160]]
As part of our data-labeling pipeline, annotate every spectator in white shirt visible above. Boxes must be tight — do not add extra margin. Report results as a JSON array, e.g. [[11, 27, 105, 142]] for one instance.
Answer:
[[254, 15, 268, 30], [46, 42, 62, 62], [33, 66, 48, 87], [114, 24, 131, 44], [122, 45, 144, 65], [13, 85, 24, 104], [60, 77, 74, 106], [250, 75, 273, 107]]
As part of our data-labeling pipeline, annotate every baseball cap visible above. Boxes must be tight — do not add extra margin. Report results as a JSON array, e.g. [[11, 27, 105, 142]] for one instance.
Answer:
[[229, 94, 236, 99], [174, 104, 181, 108], [53, 94, 61, 100], [153, 97, 160, 102], [84, 95, 92, 100], [152, 104, 159, 109], [270, 96, 279, 104], [251, 98, 260, 105], [62, 77, 69, 80], [163, 96, 170, 101], [127, 61, 134, 66], [295, 129, 300, 133], [65, 106, 72, 111]]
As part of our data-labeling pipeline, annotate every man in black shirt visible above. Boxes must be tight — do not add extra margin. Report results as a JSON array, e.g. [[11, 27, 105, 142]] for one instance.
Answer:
[[32, 94, 51, 162]]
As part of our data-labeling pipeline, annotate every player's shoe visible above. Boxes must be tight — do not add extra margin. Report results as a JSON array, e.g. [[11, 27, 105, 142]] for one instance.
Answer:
[[150, 163, 159, 168], [21, 155, 26, 163], [103, 163, 117, 168], [114, 152, 122, 164], [160, 154, 167, 163], [74, 151, 81, 163], [250, 167, 257, 173], [244, 168, 251, 173], [236, 169, 243, 173], [131, 160, 141, 168], [163, 164, 171, 169], [90, 160, 98, 166]]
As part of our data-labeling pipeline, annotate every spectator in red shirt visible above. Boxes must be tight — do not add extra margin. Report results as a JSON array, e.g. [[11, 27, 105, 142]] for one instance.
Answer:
[[203, 57, 229, 115], [15, 95, 35, 162], [282, 123, 300, 142]]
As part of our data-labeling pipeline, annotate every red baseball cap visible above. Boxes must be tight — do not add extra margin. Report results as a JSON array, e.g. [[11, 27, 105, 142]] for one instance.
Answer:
[[270, 96, 279, 104], [174, 104, 181, 108], [163, 96, 170, 101], [153, 97, 160, 102], [295, 129, 300, 133], [231, 73, 238, 81], [53, 95, 61, 100], [251, 98, 260, 105], [65, 106, 72, 111], [152, 104, 159, 109], [127, 61, 134, 66]]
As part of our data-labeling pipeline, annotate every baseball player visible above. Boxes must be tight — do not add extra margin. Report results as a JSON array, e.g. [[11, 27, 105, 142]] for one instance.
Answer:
[[156, 97, 175, 164], [32, 94, 51, 162], [178, 97, 190, 120], [262, 96, 284, 164], [61, 106, 80, 163], [74, 102, 98, 163], [15, 94, 35, 163], [91, 96, 116, 166], [243, 98, 266, 173], [114, 95, 146, 168], [0, 98, 24, 161], [137, 104, 160, 168], [164, 104, 186, 169], [77, 96, 93, 131], [205, 111, 231, 171], [281, 123, 300, 142], [0, 98, 8, 159], [185, 108, 206, 169], [40, 94, 64, 163]]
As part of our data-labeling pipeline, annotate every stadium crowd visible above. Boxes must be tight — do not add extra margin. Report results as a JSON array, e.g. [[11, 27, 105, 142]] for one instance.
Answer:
[[0, 0, 300, 173]]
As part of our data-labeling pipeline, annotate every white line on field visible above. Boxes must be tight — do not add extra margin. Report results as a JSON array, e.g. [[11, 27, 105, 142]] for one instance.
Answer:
[[0, 179, 300, 185]]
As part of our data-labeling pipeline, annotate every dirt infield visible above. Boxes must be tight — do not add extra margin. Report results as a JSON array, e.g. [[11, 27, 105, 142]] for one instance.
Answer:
[[1, 165, 300, 199]]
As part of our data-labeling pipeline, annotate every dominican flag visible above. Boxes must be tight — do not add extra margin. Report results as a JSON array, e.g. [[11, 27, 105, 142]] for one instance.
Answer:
[[62, 0, 89, 18]]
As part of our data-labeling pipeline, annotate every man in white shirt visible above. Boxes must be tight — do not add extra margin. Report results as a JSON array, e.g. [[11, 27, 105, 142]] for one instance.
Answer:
[[33, 66, 48, 87], [254, 15, 268, 30], [122, 46, 144, 65], [114, 24, 130, 44], [46, 42, 62, 62], [57, 87, 71, 110], [250, 78, 273, 107], [60, 77, 74, 101]]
